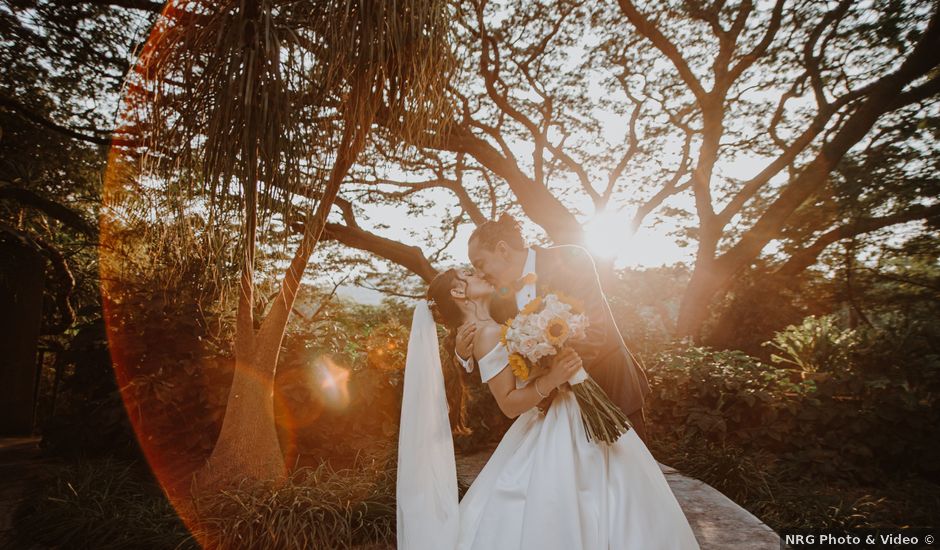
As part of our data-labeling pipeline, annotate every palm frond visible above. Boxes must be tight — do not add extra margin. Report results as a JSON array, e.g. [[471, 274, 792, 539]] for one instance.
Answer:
[[117, 0, 458, 258]]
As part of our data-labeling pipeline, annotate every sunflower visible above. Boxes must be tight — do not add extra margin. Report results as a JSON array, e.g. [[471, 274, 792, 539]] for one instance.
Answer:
[[520, 296, 544, 315], [509, 353, 530, 381], [545, 317, 570, 345]]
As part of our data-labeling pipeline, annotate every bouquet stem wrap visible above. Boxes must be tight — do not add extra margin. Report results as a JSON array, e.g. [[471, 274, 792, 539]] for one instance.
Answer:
[[563, 366, 632, 444]]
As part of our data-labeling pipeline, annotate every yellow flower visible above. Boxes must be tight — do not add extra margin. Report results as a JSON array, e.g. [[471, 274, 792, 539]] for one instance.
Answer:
[[509, 353, 530, 381], [521, 272, 538, 286], [521, 296, 543, 316], [545, 317, 570, 345]]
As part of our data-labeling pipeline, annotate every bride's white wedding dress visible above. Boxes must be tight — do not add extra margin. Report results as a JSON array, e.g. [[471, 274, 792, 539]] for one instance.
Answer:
[[455, 343, 700, 550], [397, 301, 700, 550]]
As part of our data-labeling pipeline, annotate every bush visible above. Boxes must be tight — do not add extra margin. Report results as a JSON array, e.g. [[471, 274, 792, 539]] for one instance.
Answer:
[[13, 455, 402, 550], [645, 346, 815, 449], [191, 460, 396, 550], [647, 432, 775, 504], [764, 314, 858, 374], [645, 343, 939, 484], [13, 458, 196, 549]]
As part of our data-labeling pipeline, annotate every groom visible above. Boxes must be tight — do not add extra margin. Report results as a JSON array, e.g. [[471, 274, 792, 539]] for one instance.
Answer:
[[455, 213, 652, 443]]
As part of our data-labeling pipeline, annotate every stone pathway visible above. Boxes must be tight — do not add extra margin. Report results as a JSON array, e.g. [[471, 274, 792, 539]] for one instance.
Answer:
[[456, 448, 781, 550]]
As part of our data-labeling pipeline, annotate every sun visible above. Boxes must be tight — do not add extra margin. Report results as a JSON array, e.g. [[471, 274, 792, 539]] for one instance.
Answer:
[[582, 209, 693, 268], [583, 209, 634, 261]]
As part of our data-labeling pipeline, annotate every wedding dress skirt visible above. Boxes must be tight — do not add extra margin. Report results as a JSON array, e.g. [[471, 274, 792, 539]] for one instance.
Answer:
[[456, 346, 701, 550]]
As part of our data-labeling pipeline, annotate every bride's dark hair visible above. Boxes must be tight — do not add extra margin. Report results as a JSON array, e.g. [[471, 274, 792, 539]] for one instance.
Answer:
[[427, 269, 472, 435]]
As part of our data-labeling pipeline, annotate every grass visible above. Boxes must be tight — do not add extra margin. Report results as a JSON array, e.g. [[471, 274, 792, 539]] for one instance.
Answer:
[[191, 460, 396, 550], [12, 455, 399, 550], [12, 458, 196, 549]]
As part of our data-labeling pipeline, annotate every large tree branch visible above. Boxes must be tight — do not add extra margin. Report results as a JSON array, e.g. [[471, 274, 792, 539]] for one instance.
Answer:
[[434, 124, 583, 243], [0, 96, 113, 146], [629, 132, 693, 232], [351, 175, 487, 226], [726, 0, 785, 84], [717, 7, 940, 277], [711, 0, 752, 90], [283, 188, 438, 282], [719, 8, 940, 227], [890, 74, 940, 109], [472, 4, 599, 204], [0, 184, 97, 237], [321, 223, 437, 282], [775, 203, 940, 277], [603, 93, 644, 204], [616, 0, 707, 104], [717, 108, 832, 225]]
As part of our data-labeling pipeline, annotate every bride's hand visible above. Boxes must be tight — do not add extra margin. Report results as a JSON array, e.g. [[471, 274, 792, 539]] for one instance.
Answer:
[[544, 348, 583, 390], [455, 322, 476, 360]]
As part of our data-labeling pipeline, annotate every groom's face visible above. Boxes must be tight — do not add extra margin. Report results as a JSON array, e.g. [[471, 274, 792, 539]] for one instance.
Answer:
[[468, 237, 515, 286]]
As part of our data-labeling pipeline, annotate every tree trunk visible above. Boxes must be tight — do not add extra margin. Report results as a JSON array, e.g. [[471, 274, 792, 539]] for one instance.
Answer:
[[191, 123, 368, 494], [675, 263, 725, 342]]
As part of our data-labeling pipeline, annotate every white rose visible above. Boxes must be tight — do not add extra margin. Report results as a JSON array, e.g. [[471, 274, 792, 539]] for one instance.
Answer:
[[569, 315, 588, 339], [519, 338, 538, 357], [533, 342, 556, 359], [542, 297, 565, 316], [536, 311, 552, 330]]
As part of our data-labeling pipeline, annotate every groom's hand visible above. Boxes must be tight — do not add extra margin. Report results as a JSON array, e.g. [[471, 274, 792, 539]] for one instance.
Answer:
[[455, 322, 476, 361], [536, 391, 556, 414]]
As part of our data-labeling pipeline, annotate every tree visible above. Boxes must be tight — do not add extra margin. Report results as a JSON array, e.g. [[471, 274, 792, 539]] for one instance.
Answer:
[[103, 0, 457, 492], [1, 0, 159, 432], [317, 0, 940, 341]]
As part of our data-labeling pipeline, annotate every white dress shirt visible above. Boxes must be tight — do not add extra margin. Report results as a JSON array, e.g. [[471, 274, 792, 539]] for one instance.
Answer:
[[515, 247, 538, 311], [457, 247, 536, 372]]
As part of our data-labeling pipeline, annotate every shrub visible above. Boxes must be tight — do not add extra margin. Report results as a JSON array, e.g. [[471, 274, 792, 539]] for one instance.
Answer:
[[645, 341, 939, 485], [645, 346, 815, 450], [764, 314, 858, 374], [190, 461, 397, 550], [13, 458, 196, 549]]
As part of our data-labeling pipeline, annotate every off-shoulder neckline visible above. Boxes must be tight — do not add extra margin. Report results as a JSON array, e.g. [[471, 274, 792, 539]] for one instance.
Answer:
[[477, 341, 506, 363]]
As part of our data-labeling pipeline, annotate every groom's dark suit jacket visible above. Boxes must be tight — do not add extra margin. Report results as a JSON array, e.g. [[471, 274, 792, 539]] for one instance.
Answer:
[[490, 245, 652, 416]]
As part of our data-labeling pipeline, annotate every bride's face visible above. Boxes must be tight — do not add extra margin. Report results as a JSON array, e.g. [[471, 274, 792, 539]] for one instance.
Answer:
[[452, 268, 494, 301]]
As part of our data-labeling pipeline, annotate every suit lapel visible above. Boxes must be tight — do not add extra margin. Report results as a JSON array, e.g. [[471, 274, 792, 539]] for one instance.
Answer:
[[534, 245, 559, 297]]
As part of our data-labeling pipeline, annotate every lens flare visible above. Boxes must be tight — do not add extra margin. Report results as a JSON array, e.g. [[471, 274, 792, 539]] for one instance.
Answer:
[[315, 356, 351, 410]]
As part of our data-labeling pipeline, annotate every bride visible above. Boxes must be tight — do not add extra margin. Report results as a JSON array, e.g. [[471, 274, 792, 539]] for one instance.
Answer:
[[397, 267, 701, 550]]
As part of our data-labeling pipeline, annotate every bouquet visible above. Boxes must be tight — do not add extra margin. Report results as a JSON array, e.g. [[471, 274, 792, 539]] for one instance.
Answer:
[[501, 293, 632, 444]]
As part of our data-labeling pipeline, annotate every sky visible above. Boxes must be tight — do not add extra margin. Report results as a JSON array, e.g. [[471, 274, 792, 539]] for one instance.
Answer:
[[329, 143, 791, 305]]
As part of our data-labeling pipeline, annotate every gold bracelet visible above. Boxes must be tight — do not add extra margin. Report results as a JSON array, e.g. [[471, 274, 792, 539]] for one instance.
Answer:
[[534, 378, 549, 399]]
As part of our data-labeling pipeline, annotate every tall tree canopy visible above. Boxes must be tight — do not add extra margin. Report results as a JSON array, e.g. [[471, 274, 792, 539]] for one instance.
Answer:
[[322, 0, 939, 340]]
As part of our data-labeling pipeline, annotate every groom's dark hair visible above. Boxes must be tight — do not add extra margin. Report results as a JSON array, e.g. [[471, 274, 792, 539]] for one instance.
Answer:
[[470, 212, 526, 251]]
